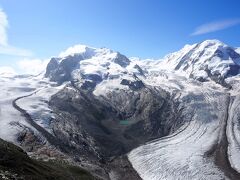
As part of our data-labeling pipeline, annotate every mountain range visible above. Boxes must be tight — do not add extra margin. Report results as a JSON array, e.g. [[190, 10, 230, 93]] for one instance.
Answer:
[[1, 39, 240, 180]]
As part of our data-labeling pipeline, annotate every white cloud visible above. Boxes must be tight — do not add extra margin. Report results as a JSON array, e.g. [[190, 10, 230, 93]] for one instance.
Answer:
[[0, 45, 32, 56], [0, 66, 16, 76], [0, 8, 8, 46], [0, 8, 32, 56], [59, 44, 91, 58], [17, 59, 49, 75], [0, 9, 48, 75], [191, 19, 240, 36]]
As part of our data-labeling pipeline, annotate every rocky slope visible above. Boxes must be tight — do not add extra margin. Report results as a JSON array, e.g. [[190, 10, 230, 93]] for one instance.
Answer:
[[43, 46, 181, 179], [0, 138, 94, 180]]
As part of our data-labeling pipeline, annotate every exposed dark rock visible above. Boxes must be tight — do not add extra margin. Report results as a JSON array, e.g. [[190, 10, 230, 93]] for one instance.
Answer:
[[120, 79, 145, 90], [113, 53, 131, 67], [227, 47, 240, 59], [47, 83, 181, 178], [227, 64, 240, 76], [85, 74, 103, 82], [81, 80, 97, 90], [133, 64, 146, 77], [107, 155, 142, 180], [45, 55, 84, 84], [204, 67, 232, 89], [45, 58, 60, 77]]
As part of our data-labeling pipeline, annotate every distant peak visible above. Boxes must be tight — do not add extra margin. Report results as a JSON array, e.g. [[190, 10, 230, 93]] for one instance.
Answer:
[[199, 39, 225, 46]]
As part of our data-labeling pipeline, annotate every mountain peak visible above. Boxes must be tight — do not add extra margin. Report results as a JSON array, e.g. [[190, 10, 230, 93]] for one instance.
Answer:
[[45, 44, 140, 86], [200, 39, 225, 46], [157, 39, 240, 84], [58, 44, 115, 59]]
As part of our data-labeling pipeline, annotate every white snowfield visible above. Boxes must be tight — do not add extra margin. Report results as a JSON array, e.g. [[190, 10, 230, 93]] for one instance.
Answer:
[[0, 39, 240, 179], [0, 74, 65, 143], [16, 82, 66, 133], [0, 75, 30, 142]]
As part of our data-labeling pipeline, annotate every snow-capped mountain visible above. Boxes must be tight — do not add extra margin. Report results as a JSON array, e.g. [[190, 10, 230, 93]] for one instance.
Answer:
[[45, 40, 240, 92], [1, 40, 240, 180], [141, 40, 240, 84], [45, 45, 146, 94]]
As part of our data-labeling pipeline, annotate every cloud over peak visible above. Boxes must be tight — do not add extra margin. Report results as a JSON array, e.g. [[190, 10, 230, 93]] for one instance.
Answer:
[[191, 19, 240, 36], [0, 8, 8, 46], [17, 59, 49, 75], [0, 8, 32, 56], [0, 66, 16, 77]]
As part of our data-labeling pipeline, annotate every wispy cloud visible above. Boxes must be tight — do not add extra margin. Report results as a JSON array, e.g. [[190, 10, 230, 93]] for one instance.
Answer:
[[0, 8, 32, 56], [17, 59, 49, 74], [191, 19, 240, 36], [0, 8, 8, 46], [0, 66, 16, 76], [0, 8, 47, 75]]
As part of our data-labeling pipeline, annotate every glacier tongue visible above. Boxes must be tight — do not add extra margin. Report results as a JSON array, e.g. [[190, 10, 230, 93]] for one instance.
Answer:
[[127, 42, 240, 179], [227, 95, 240, 173], [128, 73, 231, 180], [0, 74, 65, 144]]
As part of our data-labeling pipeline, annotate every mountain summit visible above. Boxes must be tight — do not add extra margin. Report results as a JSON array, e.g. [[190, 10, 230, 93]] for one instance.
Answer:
[[160, 39, 240, 81]]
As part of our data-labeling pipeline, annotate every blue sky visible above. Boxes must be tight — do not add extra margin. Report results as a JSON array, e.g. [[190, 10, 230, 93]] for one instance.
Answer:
[[0, 0, 240, 73]]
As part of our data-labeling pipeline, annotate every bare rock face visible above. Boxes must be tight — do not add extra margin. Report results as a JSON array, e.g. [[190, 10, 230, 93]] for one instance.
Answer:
[[45, 58, 59, 77], [49, 84, 180, 158], [46, 82, 181, 179], [113, 53, 131, 67], [45, 55, 84, 84], [120, 79, 145, 90]]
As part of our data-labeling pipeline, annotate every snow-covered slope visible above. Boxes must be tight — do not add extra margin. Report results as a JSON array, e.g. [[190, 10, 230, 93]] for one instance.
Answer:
[[141, 40, 240, 82], [45, 45, 145, 93], [236, 47, 240, 55], [0, 74, 65, 143], [0, 75, 36, 141]]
